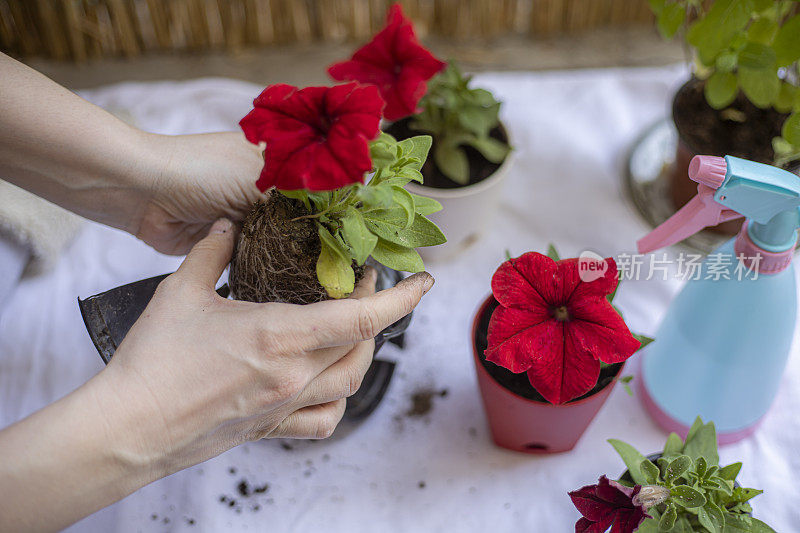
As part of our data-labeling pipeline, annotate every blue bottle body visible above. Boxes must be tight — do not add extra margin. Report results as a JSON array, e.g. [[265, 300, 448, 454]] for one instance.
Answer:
[[642, 239, 797, 433]]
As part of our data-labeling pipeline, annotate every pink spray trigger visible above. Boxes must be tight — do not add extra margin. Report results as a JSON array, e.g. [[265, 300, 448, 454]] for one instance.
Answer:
[[688, 155, 727, 189], [637, 156, 742, 254]]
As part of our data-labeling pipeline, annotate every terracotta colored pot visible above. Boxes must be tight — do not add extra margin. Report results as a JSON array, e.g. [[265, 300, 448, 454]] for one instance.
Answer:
[[471, 294, 623, 455]]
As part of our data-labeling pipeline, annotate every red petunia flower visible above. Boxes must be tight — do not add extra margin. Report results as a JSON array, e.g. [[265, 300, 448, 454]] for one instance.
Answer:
[[327, 3, 446, 121], [239, 82, 384, 192], [569, 476, 651, 533], [485, 252, 640, 405]]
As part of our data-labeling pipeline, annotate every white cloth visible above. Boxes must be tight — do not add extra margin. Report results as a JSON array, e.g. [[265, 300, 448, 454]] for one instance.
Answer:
[[1, 66, 798, 532]]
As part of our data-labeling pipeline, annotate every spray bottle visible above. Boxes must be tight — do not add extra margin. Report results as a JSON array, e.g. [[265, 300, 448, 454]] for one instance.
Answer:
[[637, 155, 800, 444]]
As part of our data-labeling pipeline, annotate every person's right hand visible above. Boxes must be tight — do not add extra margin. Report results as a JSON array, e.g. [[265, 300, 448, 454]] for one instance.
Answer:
[[93, 218, 434, 479]]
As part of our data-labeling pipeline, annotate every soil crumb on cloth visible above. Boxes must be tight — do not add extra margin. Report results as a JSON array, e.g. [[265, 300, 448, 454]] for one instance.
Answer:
[[406, 388, 449, 417]]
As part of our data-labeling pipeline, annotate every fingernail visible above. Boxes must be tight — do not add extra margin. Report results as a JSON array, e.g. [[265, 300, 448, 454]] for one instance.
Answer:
[[421, 272, 435, 293], [210, 218, 233, 235]]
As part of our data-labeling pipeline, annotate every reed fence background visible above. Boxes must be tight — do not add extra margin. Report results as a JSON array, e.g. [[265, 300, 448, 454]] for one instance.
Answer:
[[0, 0, 654, 62]]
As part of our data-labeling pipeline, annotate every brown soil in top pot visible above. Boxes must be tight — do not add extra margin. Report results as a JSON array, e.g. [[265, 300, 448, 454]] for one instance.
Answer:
[[384, 118, 509, 189], [474, 298, 623, 403], [671, 78, 791, 234], [228, 192, 364, 305]]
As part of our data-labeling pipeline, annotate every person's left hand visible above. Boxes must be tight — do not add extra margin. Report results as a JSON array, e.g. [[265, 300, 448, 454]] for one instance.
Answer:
[[135, 131, 264, 255]]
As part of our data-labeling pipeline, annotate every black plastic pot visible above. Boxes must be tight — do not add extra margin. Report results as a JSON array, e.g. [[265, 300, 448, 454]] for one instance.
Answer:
[[78, 264, 413, 424]]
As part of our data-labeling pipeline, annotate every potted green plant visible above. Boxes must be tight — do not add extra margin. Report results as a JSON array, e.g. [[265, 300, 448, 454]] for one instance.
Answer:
[[327, 3, 513, 259], [229, 81, 445, 307], [569, 417, 775, 532], [649, 0, 800, 233], [472, 246, 649, 454]]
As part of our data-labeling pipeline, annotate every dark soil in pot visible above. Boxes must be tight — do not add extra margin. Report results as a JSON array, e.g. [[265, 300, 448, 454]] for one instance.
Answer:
[[671, 78, 791, 234], [383, 118, 509, 189], [228, 192, 364, 305], [474, 297, 624, 404]]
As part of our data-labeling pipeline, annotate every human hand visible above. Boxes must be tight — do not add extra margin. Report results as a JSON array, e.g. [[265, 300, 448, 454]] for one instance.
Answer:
[[134, 132, 264, 255], [95, 218, 434, 477]]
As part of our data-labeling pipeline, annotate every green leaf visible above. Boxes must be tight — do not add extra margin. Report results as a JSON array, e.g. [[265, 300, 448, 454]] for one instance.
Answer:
[[317, 227, 355, 299], [340, 207, 377, 266], [638, 517, 661, 533], [715, 51, 738, 72], [782, 112, 800, 146], [724, 515, 754, 533], [659, 504, 677, 531], [397, 135, 432, 171], [396, 167, 424, 184], [773, 14, 800, 66], [633, 333, 655, 351], [663, 432, 684, 457], [318, 225, 349, 259], [360, 183, 394, 209], [641, 458, 660, 484], [391, 186, 416, 229], [546, 243, 560, 261], [775, 82, 798, 113], [670, 485, 707, 509], [683, 418, 719, 467], [434, 141, 470, 185], [746, 18, 778, 45], [459, 103, 500, 137], [685, 417, 704, 443], [620, 375, 634, 396], [731, 487, 763, 503], [695, 456, 708, 479], [657, 3, 685, 39], [608, 439, 648, 485], [370, 135, 398, 169], [467, 135, 510, 164], [369, 238, 424, 272], [710, 476, 734, 496], [665, 455, 692, 483], [737, 41, 776, 69], [364, 210, 447, 248], [718, 462, 742, 481], [738, 66, 779, 108], [411, 194, 443, 216], [705, 71, 738, 109], [698, 501, 725, 533], [687, 0, 753, 65]]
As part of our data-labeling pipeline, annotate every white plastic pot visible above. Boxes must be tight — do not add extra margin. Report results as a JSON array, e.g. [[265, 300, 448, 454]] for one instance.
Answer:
[[408, 149, 513, 262]]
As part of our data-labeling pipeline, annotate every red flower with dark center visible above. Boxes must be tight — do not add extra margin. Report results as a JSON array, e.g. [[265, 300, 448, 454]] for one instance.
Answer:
[[327, 3, 446, 121], [239, 83, 384, 192], [485, 252, 640, 405], [569, 476, 651, 533]]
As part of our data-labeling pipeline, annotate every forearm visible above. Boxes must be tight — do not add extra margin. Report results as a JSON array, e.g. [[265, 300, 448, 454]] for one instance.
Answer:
[[0, 53, 155, 233], [0, 370, 165, 532]]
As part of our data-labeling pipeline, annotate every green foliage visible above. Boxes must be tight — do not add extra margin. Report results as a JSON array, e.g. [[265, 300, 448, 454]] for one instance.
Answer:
[[281, 133, 445, 298], [609, 417, 775, 532], [410, 62, 511, 185], [648, 0, 800, 167]]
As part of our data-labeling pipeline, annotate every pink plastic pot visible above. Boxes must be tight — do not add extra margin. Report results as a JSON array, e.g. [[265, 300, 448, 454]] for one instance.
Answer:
[[471, 294, 624, 454]]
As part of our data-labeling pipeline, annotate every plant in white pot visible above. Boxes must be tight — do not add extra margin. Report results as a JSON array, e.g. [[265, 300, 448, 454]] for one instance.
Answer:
[[327, 3, 513, 260]]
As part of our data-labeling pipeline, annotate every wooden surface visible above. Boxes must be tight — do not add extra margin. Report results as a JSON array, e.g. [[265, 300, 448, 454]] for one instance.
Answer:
[[23, 28, 684, 90]]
